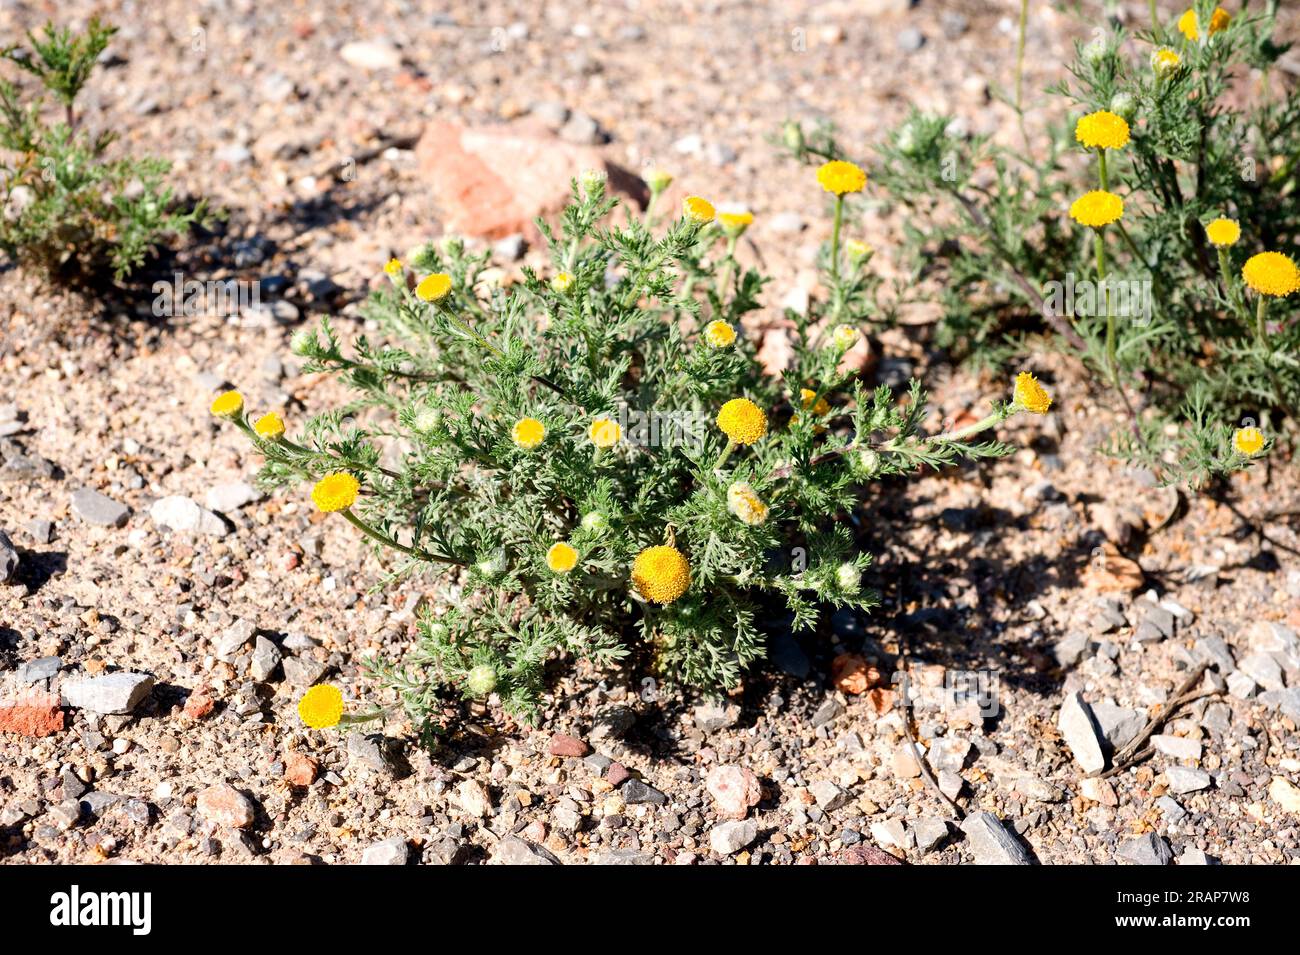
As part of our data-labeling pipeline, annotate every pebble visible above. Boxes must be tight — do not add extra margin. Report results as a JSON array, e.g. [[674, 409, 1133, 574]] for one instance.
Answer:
[[548, 732, 590, 757], [706, 765, 762, 820], [250, 636, 282, 682], [810, 779, 847, 811], [870, 819, 909, 850], [1090, 701, 1144, 750], [1058, 691, 1106, 774], [693, 699, 741, 732], [621, 779, 667, 805], [70, 488, 129, 528], [1155, 796, 1187, 824], [360, 837, 410, 865], [17, 656, 61, 683], [1116, 832, 1172, 865], [767, 212, 807, 235], [456, 779, 493, 818], [1238, 653, 1285, 692], [61, 672, 154, 714], [960, 812, 1034, 865], [811, 697, 844, 728], [897, 27, 925, 52], [912, 818, 950, 853], [1165, 766, 1212, 794], [150, 495, 229, 537], [24, 518, 52, 543], [1151, 734, 1202, 762], [205, 481, 260, 513], [0, 529, 17, 583], [493, 836, 560, 865], [282, 655, 328, 687], [1226, 671, 1258, 700], [196, 784, 256, 829], [709, 819, 758, 855], [1268, 777, 1300, 814], [339, 41, 402, 71]]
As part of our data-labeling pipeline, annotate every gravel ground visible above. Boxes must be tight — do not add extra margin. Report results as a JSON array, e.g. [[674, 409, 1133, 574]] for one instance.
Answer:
[[2, 0, 1299, 865]]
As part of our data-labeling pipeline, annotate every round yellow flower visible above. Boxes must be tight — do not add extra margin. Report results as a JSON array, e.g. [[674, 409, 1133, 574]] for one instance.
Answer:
[[631, 544, 691, 604], [1152, 47, 1182, 73], [717, 209, 754, 236], [703, 320, 737, 348], [1233, 426, 1265, 456], [1075, 110, 1130, 151], [682, 196, 715, 223], [253, 411, 285, 438], [643, 168, 673, 192], [800, 388, 830, 416], [1204, 218, 1240, 248], [512, 417, 546, 450], [1069, 190, 1124, 228], [416, 272, 453, 302], [311, 472, 360, 512], [726, 482, 770, 526], [845, 239, 872, 264], [589, 417, 622, 448], [817, 160, 867, 196], [1013, 372, 1053, 415], [716, 398, 767, 446], [383, 258, 403, 277], [546, 542, 579, 574], [831, 324, 860, 350], [1241, 252, 1299, 297], [298, 684, 344, 730], [551, 272, 574, 293], [210, 390, 244, 419], [1178, 6, 1230, 41]]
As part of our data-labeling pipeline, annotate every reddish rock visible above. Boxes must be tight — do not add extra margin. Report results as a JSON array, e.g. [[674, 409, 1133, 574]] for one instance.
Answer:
[[416, 119, 646, 241], [196, 784, 256, 829], [831, 654, 882, 696], [0, 692, 64, 737], [548, 732, 590, 757], [706, 764, 763, 820], [839, 845, 906, 865], [183, 683, 215, 720], [284, 752, 319, 787], [606, 762, 631, 786]]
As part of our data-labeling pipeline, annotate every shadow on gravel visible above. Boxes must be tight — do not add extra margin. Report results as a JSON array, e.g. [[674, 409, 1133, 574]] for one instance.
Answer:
[[13, 549, 67, 594]]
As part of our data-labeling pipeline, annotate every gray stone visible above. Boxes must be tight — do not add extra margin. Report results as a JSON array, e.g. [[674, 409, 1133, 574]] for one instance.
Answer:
[[493, 836, 560, 865], [71, 488, 129, 528], [1091, 598, 1128, 633], [559, 111, 605, 145], [767, 212, 806, 234], [591, 848, 651, 865], [1116, 832, 1172, 865], [1177, 847, 1212, 865], [692, 699, 740, 733], [0, 529, 17, 583], [590, 705, 636, 741], [1090, 701, 1145, 750], [810, 780, 847, 811], [870, 819, 909, 850], [1133, 600, 1176, 639], [1151, 734, 1202, 762], [339, 40, 402, 71], [1165, 766, 1211, 794], [283, 655, 328, 687], [896, 27, 925, 51], [492, 234, 527, 262], [347, 733, 405, 777], [1239, 652, 1285, 692], [710, 819, 758, 855], [205, 482, 260, 513], [62, 672, 153, 714], [960, 811, 1034, 865], [17, 656, 60, 683], [529, 100, 570, 128], [1258, 687, 1300, 722], [24, 518, 52, 544], [1226, 670, 1258, 700], [1155, 796, 1187, 824], [360, 836, 409, 865], [150, 495, 229, 537], [1054, 632, 1091, 668], [1192, 635, 1235, 674], [1058, 692, 1106, 774], [811, 697, 844, 728], [215, 618, 256, 658], [913, 817, 950, 853], [621, 779, 666, 805], [250, 636, 282, 682]]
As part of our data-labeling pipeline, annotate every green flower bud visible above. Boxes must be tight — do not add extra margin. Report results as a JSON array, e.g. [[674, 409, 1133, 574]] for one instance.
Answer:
[[466, 665, 498, 697], [781, 120, 804, 154], [851, 448, 881, 478], [836, 562, 860, 593], [1109, 92, 1137, 122], [289, 329, 316, 356], [1083, 37, 1110, 65], [581, 511, 608, 534]]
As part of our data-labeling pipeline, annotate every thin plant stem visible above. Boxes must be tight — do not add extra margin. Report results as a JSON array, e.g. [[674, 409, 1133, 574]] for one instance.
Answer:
[[714, 439, 737, 471], [1095, 228, 1120, 387], [829, 195, 844, 279], [1150, 0, 1159, 29], [341, 508, 463, 565], [1015, 0, 1029, 114]]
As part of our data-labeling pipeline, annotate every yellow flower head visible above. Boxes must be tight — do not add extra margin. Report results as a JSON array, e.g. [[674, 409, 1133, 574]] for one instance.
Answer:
[[210, 390, 244, 419], [1070, 190, 1124, 229], [589, 417, 622, 448], [383, 258, 403, 277], [1204, 218, 1241, 248], [643, 168, 673, 192], [799, 388, 831, 417], [1241, 252, 1299, 297], [311, 472, 360, 512], [546, 541, 579, 574], [831, 323, 861, 351], [817, 160, 867, 196], [716, 398, 767, 446], [631, 544, 691, 604], [845, 239, 872, 264], [703, 320, 737, 349], [717, 209, 754, 236], [253, 411, 285, 439], [1013, 372, 1053, 415], [416, 272, 453, 302], [1075, 110, 1130, 151], [551, 272, 574, 293], [726, 482, 770, 526], [1233, 426, 1265, 456], [1178, 6, 1230, 41], [1152, 47, 1182, 73], [298, 684, 344, 730], [512, 417, 546, 450], [682, 196, 715, 223]]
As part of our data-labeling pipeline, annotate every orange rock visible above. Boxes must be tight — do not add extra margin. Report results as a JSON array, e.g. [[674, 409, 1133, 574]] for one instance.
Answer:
[[831, 654, 882, 695], [284, 752, 319, 787], [0, 691, 64, 737], [1083, 542, 1145, 593], [183, 683, 215, 720], [415, 119, 646, 241]]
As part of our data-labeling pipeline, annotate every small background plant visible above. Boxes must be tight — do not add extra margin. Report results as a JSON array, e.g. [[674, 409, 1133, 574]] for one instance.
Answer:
[[0, 17, 207, 283]]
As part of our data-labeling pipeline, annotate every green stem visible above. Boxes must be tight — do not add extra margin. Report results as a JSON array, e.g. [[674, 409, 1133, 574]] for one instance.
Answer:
[[716, 235, 737, 302], [829, 195, 844, 279], [1256, 294, 1269, 346], [1098, 149, 1109, 192], [1015, 0, 1029, 114], [1095, 228, 1119, 387], [1149, 0, 1159, 29], [341, 508, 464, 565], [926, 410, 1009, 444], [1218, 247, 1249, 325], [714, 439, 737, 471]]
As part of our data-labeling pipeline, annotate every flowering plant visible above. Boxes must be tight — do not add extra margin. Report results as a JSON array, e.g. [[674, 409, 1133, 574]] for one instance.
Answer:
[[786, 1, 1295, 487], [214, 167, 1048, 731]]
